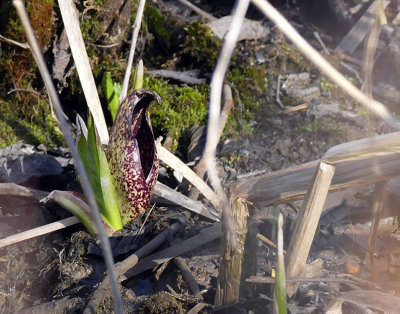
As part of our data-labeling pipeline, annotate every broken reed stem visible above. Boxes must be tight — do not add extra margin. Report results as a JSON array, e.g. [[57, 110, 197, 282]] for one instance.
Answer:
[[362, 13, 380, 97], [246, 276, 354, 284], [58, 0, 109, 144], [215, 197, 251, 306], [285, 162, 335, 297], [120, 0, 146, 102], [251, 0, 400, 130], [12, 1, 122, 313]]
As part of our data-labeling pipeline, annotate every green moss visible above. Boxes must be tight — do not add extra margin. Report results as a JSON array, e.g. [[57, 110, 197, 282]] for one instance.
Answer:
[[181, 21, 222, 71], [143, 4, 171, 44], [142, 76, 209, 151], [320, 77, 337, 91], [140, 63, 274, 148], [80, 14, 103, 42], [268, 41, 312, 73], [225, 64, 271, 138], [299, 119, 340, 133], [0, 0, 61, 149], [0, 100, 63, 149], [220, 152, 249, 169]]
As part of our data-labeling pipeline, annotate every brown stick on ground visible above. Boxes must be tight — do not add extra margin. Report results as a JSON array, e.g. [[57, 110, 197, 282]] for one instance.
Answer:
[[84, 222, 182, 313], [188, 84, 234, 201], [175, 0, 216, 21], [0, 183, 48, 199], [285, 162, 335, 297], [174, 257, 204, 300], [0, 216, 79, 249], [125, 223, 222, 278]]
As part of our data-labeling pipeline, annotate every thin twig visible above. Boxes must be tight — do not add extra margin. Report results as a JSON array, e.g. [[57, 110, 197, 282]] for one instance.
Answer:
[[257, 233, 286, 255], [0, 183, 48, 199], [153, 182, 220, 221], [120, 0, 146, 102], [275, 74, 285, 109], [204, 0, 250, 247], [313, 31, 330, 55], [251, 0, 400, 130], [134, 203, 156, 242], [7, 88, 41, 96], [0, 216, 79, 249], [187, 303, 208, 314], [87, 42, 119, 48], [174, 257, 203, 300], [340, 61, 362, 85], [283, 103, 308, 114], [0, 33, 30, 49], [156, 143, 221, 210], [175, 0, 216, 21], [12, 1, 122, 313]]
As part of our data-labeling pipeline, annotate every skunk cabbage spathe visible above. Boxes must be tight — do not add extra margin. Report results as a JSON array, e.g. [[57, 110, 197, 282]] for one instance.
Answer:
[[107, 89, 160, 225]]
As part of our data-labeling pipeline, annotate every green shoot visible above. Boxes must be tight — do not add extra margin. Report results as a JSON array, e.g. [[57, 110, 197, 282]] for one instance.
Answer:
[[133, 59, 144, 89], [275, 213, 287, 314], [102, 72, 121, 122], [76, 114, 122, 233]]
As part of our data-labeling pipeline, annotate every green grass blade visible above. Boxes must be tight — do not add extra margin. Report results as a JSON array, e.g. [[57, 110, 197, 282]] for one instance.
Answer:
[[77, 115, 106, 211], [275, 213, 287, 314], [102, 72, 121, 122]]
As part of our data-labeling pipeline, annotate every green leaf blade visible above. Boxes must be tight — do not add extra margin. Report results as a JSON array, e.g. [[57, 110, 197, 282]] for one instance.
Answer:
[[102, 72, 121, 122], [97, 138, 123, 231]]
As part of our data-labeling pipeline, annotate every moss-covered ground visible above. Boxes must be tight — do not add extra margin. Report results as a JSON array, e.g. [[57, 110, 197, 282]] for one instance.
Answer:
[[0, 0, 313, 152]]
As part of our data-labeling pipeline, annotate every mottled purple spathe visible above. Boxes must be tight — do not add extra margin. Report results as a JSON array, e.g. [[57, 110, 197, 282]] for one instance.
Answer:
[[107, 89, 160, 225]]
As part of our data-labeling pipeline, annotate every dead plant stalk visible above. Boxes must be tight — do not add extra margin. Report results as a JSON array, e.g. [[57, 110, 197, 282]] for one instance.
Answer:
[[120, 0, 146, 102]]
